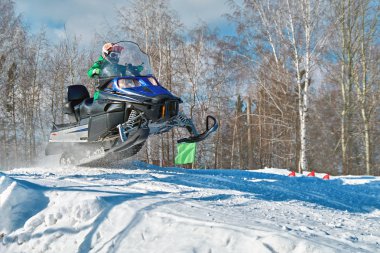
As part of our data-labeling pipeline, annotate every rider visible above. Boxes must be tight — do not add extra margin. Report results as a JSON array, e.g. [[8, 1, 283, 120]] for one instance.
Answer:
[[87, 42, 123, 78], [88, 42, 143, 99], [87, 42, 124, 99]]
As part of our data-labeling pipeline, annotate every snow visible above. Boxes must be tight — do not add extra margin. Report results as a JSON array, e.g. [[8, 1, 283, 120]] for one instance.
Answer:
[[1, 161, 379, 253]]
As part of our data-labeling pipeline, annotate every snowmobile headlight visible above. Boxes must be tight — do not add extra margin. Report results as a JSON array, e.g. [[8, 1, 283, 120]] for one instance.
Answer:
[[148, 77, 159, 86], [161, 104, 166, 118], [117, 78, 138, 89]]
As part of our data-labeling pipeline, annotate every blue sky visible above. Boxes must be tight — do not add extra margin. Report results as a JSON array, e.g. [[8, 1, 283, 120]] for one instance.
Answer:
[[15, 0, 236, 45]]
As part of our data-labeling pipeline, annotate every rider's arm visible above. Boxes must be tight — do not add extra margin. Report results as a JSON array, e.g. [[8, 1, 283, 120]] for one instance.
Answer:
[[127, 64, 144, 75], [87, 56, 104, 78]]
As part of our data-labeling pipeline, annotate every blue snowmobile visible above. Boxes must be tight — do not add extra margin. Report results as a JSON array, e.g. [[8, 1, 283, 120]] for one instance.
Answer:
[[45, 41, 218, 165]]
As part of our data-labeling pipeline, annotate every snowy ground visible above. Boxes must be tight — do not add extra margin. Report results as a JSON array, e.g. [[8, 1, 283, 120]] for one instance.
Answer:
[[1, 161, 380, 253]]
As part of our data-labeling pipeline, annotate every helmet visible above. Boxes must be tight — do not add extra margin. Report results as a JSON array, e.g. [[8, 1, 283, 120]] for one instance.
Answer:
[[102, 43, 124, 63], [102, 43, 113, 55]]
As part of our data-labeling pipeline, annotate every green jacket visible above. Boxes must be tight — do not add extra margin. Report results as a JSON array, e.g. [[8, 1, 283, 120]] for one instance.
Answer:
[[87, 56, 105, 78], [88, 56, 105, 100]]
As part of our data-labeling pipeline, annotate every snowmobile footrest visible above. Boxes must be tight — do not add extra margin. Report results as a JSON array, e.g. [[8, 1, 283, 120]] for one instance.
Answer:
[[117, 124, 128, 142], [111, 128, 149, 153]]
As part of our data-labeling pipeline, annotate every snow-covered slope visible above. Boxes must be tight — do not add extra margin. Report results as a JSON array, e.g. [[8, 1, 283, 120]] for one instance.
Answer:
[[1, 161, 379, 253]]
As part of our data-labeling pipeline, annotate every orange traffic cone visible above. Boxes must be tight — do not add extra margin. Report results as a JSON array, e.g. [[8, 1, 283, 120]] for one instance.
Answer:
[[323, 173, 330, 180], [288, 171, 296, 177], [307, 170, 315, 177]]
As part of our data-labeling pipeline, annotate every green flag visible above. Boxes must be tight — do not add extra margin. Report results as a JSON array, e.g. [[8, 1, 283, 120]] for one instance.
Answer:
[[175, 142, 196, 165]]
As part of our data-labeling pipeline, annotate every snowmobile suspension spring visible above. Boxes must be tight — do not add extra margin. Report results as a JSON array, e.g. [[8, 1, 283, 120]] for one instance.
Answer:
[[126, 110, 139, 129]]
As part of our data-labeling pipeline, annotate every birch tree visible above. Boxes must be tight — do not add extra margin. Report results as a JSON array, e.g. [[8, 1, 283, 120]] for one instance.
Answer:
[[352, 0, 378, 175], [329, 0, 379, 175], [228, 0, 329, 172], [0, 0, 27, 167]]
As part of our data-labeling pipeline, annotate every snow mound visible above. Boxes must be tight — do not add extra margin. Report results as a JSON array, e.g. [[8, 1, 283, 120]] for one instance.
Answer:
[[0, 174, 49, 234], [1, 163, 379, 253]]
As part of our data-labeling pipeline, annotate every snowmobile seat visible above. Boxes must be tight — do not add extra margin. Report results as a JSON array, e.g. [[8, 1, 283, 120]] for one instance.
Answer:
[[78, 98, 94, 119], [65, 84, 90, 121], [63, 101, 78, 122], [68, 84, 90, 101]]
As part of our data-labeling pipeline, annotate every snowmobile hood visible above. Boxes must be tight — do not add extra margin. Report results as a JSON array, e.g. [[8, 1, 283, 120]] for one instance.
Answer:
[[103, 76, 181, 103]]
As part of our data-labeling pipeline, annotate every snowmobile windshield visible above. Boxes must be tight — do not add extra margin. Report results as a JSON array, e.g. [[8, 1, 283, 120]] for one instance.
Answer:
[[99, 41, 153, 78]]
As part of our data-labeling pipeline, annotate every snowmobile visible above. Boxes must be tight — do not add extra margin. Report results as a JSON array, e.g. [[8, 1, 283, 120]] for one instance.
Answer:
[[45, 41, 218, 165]]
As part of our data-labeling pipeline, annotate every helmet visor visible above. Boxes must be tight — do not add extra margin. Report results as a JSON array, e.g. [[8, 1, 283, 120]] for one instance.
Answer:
[[109, 52, 120, 60]]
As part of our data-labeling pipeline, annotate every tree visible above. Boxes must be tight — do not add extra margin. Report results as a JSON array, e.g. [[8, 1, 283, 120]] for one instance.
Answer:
[[329, 0, 379, 174], [0, 0, 27, 167], [352, 0, 378, 175], [228, 0, 329, 172]]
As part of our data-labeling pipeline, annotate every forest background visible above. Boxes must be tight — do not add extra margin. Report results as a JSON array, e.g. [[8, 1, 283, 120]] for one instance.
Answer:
[[0, 0, 379, 175]]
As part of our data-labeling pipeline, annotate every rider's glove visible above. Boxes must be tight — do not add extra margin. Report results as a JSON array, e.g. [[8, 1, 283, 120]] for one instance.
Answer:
[[92, 69, 100, 76]]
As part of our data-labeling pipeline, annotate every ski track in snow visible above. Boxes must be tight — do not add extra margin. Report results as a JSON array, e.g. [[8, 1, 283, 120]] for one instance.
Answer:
[[0, 161, 379, 253]]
